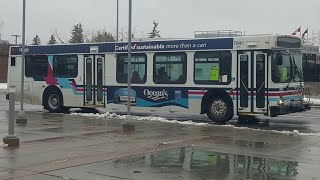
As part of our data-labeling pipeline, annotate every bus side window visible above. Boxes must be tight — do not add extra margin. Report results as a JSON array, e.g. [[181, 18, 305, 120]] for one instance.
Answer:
[[194, 51, 231, 85], [53, 55, 78, 78], [116, 54, 147, 84], [25, 55, 48, 78], [153, 52, 187, 84], [11, 57, 16, 66]]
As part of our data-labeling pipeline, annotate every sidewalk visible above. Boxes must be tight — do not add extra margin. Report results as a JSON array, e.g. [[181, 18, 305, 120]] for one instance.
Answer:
[[310, 97, 320, 107]]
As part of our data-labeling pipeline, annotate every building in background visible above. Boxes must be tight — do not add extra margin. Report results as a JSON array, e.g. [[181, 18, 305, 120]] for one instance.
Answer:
[[0, 43, 10, 83], [194, 30, 243, 38]]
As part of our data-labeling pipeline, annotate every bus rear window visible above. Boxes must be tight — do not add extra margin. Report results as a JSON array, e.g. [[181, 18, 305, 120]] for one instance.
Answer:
[[25, 55, 48, 78]]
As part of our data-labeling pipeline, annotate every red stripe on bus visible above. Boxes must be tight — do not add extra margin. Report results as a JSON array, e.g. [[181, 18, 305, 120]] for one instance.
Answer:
[[228, 91, 300, 97], [188, 91, 206, 95]]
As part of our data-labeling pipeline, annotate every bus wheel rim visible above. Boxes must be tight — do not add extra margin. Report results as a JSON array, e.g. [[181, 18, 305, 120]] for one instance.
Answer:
[[48, 94, 59, 109], [211, 99, 227, 118]]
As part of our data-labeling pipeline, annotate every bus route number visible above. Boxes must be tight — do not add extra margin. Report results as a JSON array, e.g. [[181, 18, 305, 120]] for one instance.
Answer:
[[234, 41, 244, 47]]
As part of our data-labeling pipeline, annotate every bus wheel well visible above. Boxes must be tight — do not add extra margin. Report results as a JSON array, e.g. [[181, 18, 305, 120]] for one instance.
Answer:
[[201, 89, 233, 114], [42, 85, 63, 107]]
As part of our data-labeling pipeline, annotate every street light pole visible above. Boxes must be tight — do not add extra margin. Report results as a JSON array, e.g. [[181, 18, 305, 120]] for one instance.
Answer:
[[123, 0, 135, 132], [127, 0, 132, 119], [16, 0, 27, 124], [116, 0, 119, 42]]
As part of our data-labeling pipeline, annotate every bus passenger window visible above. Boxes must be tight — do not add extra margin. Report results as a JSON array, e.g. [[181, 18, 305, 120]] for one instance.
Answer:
[[194, 51, 232, 84], [116, 53, 147, 84], [53, 55, 78, 78], [153, 52, 187, 84]]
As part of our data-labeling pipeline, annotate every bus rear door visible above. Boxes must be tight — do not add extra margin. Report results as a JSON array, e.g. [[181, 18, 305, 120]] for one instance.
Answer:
[[84, 55, 105, 107]]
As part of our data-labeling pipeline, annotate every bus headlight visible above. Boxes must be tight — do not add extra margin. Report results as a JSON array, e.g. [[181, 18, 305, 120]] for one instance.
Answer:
[[302, 97, 308, 103], [278, 99, 285, 105]]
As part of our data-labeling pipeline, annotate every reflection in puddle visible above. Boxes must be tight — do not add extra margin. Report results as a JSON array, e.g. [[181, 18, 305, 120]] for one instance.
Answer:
[[113, 148, 298, 180]]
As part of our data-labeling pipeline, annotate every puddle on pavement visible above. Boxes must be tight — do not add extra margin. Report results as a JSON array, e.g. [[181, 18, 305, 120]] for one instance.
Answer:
[[44, 127, 64, 132], [100, 148, 300, 180]]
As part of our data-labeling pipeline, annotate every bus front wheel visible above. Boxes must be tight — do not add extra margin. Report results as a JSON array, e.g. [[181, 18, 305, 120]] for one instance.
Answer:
[[206, 96, 233, 123], [44, 90, 63, 113]]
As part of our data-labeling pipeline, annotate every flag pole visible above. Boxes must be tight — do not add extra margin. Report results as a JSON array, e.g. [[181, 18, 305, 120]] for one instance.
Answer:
[[307, 26, 309, 43], [300, 25, 302, 37]]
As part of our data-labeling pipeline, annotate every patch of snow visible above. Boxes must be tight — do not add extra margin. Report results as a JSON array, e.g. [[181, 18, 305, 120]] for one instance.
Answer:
[[70, 112, 320, 136], [159, 140, 183, 145], [71, 112, 211, 127], [71, 112, 125, 119], [133, 116, 211, 126], [310, 98, 320, 105], [0, 83, 7, 90]]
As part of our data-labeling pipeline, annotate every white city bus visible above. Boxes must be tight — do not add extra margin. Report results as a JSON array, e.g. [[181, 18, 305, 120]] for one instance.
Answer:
[[7, 35, 310, 123]]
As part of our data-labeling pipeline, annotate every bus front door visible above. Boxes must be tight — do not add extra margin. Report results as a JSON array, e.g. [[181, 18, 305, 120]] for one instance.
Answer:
[[238, 52, 268, 115], [253, 52, 268, 114], [84, 55, 105, 107]]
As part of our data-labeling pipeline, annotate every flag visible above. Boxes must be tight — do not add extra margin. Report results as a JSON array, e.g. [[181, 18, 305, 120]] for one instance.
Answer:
[[291, 27, 301, 35], [302, 29, 308, 38]]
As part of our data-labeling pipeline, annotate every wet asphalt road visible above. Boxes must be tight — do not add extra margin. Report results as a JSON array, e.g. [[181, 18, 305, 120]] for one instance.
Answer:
[[1, 89, 320, 134], [1, 89, 320, 179], [113, 109, 320, 134]]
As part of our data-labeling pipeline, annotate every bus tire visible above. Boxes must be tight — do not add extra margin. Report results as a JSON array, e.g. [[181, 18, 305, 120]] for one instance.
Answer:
[[206, 96, 233, 123], [44, 89, 63, 113], [61, 107, 71, 113]]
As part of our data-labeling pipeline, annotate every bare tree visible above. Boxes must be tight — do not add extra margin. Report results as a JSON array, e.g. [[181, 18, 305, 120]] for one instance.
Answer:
[[0, 20, 4, 39], [86, 30, 115, 43], [51, 28, 66, 43], [148, 21, 161, 38], [112, 26, 147, 42]]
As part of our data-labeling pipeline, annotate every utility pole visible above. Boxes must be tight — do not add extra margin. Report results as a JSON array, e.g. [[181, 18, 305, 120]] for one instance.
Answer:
[[127, 0, 132, 118], [11, 34, 21, 45], [123, 0, 135, 132], [116, 0, 119, 42], [16, 0, 27, 124]]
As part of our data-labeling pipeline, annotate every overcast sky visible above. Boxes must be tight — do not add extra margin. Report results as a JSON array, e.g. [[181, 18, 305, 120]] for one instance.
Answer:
[[1, 0, 320, 44]]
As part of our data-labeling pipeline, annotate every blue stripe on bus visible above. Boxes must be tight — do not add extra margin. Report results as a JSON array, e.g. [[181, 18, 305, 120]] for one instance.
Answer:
[[136, 98, 188, 108], [190, 95, 301, 101], [56, 78, 83, 96], [11, 38, 234, 55], [189, 96, 203, 100]]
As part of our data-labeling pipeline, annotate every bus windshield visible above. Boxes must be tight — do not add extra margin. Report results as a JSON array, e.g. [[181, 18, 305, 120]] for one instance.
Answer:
[[271, 51, 293, 83], [290, 51, 304, 82]]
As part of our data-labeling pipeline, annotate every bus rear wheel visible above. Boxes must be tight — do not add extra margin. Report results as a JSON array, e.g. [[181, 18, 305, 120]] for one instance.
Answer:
[[44, 90, 63, 113], [206, 96, 233, 123]]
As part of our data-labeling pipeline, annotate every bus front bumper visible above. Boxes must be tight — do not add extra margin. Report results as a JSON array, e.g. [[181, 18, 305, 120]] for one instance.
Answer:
[[270, 102, 310, 117]]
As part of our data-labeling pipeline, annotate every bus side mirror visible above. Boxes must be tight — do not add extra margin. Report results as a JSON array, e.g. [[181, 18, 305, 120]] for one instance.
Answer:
[[276, 54, 283, 65]]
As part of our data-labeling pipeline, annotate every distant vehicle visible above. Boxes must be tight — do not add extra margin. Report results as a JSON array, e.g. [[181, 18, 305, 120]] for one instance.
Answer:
[[7, 35, 311, 123]]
